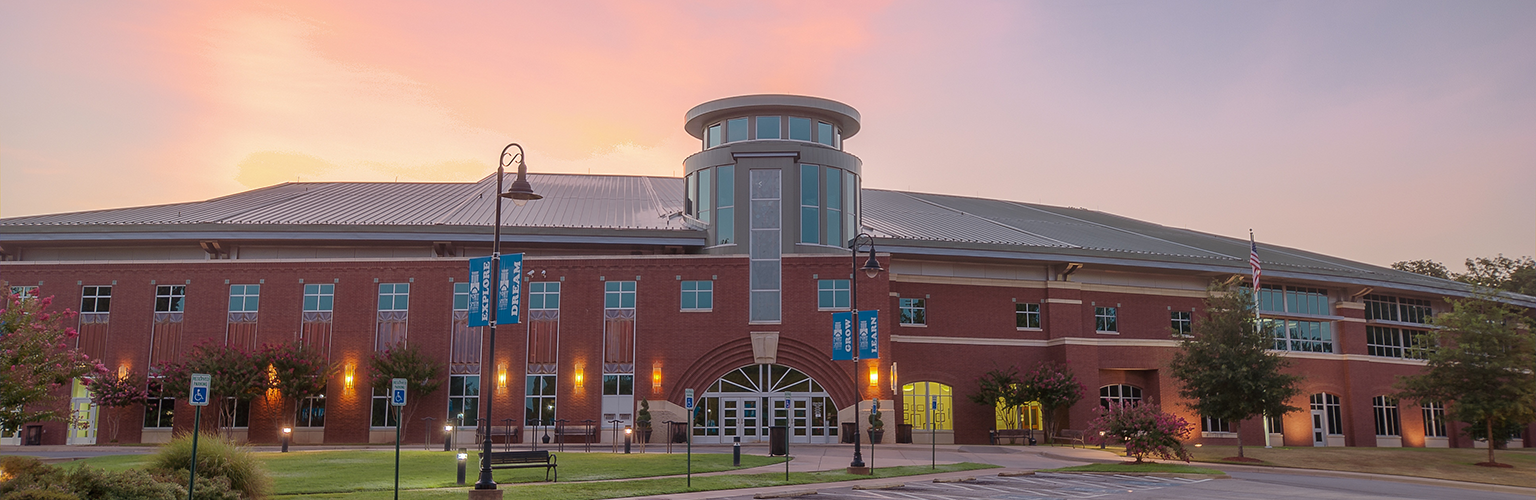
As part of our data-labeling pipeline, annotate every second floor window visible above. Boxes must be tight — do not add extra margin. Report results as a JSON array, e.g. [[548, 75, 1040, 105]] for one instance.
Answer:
[[1015, 303, 1040, 329], [155, 285, 185, 313], [605, 281, 636, 309], [228, 285, 260, 312], [900, 298, 925, 325], [1170, 310, 1191, 335], [818, 279, 849, 310], [303, 284, 335, 312], [1094, 307, 1117, 332], [81, 286, 112, 313], [681, 280, 713, 311]]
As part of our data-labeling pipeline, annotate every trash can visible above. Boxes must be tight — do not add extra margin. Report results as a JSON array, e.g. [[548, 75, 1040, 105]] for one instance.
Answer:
[[670, 421, 689, 443], [23, 425, 42, 446], [841, 422, 857, 444], [769, 426, 788, 456], [897, 423, 913, 443]]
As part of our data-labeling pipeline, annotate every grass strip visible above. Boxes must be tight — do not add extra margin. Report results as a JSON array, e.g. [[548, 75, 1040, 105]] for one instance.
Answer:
[[269, 462, 997, 500]]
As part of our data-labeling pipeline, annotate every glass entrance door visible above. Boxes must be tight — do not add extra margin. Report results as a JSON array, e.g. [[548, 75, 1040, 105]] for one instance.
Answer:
[[694, 364, 838, 444]]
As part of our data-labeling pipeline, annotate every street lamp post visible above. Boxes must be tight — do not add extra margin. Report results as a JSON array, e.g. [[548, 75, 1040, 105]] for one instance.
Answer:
[[848, 233, 882, 473], [475, 143, 542, 492]]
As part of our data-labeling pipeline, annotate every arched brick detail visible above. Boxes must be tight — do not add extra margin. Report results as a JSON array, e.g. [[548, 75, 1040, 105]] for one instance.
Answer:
[[670, 336, 857, 408]]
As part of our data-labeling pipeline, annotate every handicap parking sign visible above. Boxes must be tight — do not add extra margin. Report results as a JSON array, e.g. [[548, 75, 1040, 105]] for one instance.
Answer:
[[189, 374, 211, 406], [391, 378, 408, 407]]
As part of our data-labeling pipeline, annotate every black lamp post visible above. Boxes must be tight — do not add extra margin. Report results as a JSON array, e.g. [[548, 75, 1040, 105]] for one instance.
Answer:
[[848, 233, 882, 472], [475, 143, 542, 491]]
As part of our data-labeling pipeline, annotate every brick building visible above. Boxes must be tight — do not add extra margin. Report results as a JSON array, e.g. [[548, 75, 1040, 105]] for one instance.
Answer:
[[2, 94, 1531, 449]]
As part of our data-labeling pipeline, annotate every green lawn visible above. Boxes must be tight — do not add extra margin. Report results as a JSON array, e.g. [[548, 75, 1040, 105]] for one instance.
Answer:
[[1150, 445, 1536, 488], [267, 463, 998, 500], [1039, 463, 1226, 475], [67, 449, 780, 496]]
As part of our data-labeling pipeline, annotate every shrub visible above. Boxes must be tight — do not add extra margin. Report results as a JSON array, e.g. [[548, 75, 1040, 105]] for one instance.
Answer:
[[1087, 401, 1194, 464], [0, 456, 182, 500], [148, 432, 271, 499]]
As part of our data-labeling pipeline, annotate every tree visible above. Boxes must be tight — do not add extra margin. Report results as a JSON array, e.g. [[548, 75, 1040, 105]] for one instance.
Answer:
[[1017, 362, 1084, 440], [0, 291, 107, 433], [1395, 295, 1536, 466], [264, 342, 337, 428], [368, 344, 443, 436], [85, 368, 147, 443], [1391, 254, 1536, 296], [1391, 259, 1451, 279], [1087, 402, 1194, 464], [967, 366, 1028, 430], [155, 341, 267, 433], [1168, 280, 1304, 459]]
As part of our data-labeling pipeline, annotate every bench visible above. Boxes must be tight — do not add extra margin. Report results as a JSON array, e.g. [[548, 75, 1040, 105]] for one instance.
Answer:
[[555, 424, 598, 443], [480, 450, 557, 482], [992, 429, 1033, 445], [1053, 429, 1085, 447]]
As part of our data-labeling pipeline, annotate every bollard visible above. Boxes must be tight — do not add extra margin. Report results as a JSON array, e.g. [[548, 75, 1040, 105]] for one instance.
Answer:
[[624, 426, 632, 454], [281, 427, 291, 453], [444, 425, 453, 452], [456, 449, 467, 485], [733, 436, 741, 466]]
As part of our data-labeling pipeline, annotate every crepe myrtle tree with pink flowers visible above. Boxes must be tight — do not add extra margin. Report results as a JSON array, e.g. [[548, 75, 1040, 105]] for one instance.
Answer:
[[0, 289, 108, 434], [156, 340, 268, 434], [1087, 401, 1194, 464], [85, 368, 147, 443]]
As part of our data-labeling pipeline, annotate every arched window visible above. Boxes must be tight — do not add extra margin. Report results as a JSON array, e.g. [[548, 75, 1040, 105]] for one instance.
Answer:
[[1099, 384, 1142, 407], [901, 382, 953, 430], [1310, 392, 1342, 435]]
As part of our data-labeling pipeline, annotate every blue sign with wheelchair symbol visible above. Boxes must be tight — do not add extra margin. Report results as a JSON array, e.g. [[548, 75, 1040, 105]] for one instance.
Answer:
[[191, 387, 208, 405]]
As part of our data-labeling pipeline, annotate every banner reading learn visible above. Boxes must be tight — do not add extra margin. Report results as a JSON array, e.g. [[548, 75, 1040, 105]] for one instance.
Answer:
[[467, 253, 523, 326]]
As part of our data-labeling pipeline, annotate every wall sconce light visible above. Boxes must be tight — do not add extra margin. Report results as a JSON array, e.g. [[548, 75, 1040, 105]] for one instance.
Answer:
[[344, 363, 355, 390], [575, 366, 585, 389], [117, 364, 129, 379], [889, 362, 899, 393], [497, 363, 508, 389], [651, 365, 663, 393], [868, 366, 879, 387]]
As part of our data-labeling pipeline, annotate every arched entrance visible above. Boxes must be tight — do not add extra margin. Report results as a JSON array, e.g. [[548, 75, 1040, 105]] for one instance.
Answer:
[[693, 364, 838, 444]]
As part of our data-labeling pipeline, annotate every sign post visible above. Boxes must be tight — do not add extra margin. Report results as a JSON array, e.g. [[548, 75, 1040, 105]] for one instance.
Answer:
[[186, 373, 210, 500], [685, 388, 694, 487], [785, 391, 792, 481], [392, 378, 407, 500]]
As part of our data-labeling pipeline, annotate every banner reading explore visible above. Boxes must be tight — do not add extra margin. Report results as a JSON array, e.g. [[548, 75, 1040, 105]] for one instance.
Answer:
[[467, 253, 523, 326]]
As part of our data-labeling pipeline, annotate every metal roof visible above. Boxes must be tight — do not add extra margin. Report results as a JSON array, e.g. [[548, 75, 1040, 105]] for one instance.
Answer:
[[2, 173, 1525, 305]]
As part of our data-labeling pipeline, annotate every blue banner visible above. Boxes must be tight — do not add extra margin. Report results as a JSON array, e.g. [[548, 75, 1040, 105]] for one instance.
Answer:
[[832, 311, 853, 361], [858, 310, 879, 359], [467, 256, 492, 327], [497, 253, 522, 325]]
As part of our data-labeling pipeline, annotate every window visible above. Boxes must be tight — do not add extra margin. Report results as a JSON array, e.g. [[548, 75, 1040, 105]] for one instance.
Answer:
[[698, 168, 712, 225], [143, 379, 174, 428], [1266, 414, 1283, 434], [296, 396, 326, 427], [228, 284, 260, 312], [1261, 318, 1334, 353], [716, 166, 735, 245], [221, 397, 250, 428], [707, 123, 722, 148], [1364, 295, 1432, 323], [80, 286, 111, 313], [376, 283, 410, 351], [605, 281, 636, 309], [1015, 303, 1041, 329], [755, 116, 780, 139], [748, 168, 782, 323], [1170, 310, 1191, 335], [1258, 284, 1329, 315], [303, 283, 335, 312], [1094, 307, 1118, 332], [448, 375, 480, 426], [1310, 393, 1342, 435], [371, 386, 398, 427], [817, 280, 849, 310], [816, 121, 835, 147], [525, 375, 556, 425], [1099, 384, 1142, 407], [1202, 416, 1231, 433], [788, 117, 811, 141], [726, 117, 747, 142], [800, 164, 819, 244], [1423, 402, 1447, 438], [449, 282, 482, 373], [9, 286, 37, 299], [155, 285, 185, 313], [681, 280, 713, 311], [529, 282, 560, 310], [900, 298, 926, 325], [825, 168, 842, 246], [603, 374, 633, 396], [1372, 396, 1400, 436], [902, 382, 954, 431], [1366, 326, 1432, 359]]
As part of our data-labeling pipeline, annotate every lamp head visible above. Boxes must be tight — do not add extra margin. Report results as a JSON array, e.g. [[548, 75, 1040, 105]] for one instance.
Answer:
[[501, 159, 542, 206], [445, 425, 453, 432], [861, 252, 883, 279], [282, 427, 291, 434]]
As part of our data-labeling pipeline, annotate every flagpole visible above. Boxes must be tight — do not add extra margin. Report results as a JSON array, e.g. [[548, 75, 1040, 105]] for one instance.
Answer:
[[1252, 229, 1272, 449]]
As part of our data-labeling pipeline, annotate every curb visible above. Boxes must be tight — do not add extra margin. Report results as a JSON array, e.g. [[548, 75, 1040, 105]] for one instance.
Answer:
[[1039, 471, 1229, 480]]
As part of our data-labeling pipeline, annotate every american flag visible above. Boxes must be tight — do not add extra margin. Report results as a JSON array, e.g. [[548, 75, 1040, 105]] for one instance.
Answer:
[[1249, 233, 1262, 289]]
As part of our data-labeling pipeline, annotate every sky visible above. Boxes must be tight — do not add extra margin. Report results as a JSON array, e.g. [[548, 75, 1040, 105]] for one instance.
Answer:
[[2, 0, 1533, 269]]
